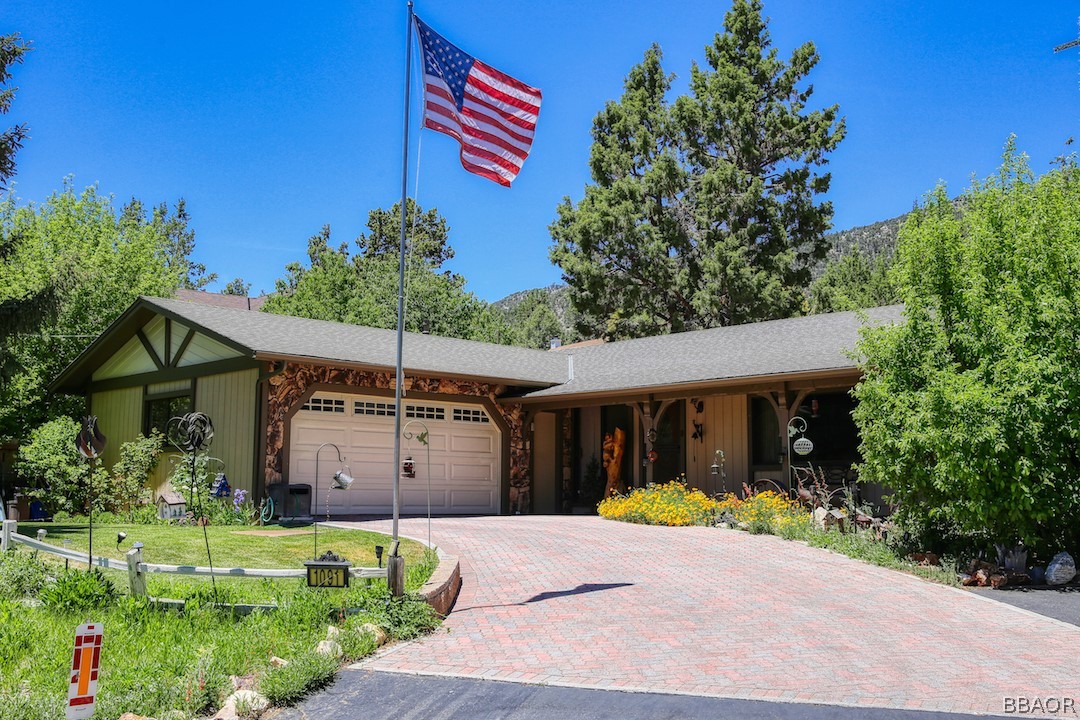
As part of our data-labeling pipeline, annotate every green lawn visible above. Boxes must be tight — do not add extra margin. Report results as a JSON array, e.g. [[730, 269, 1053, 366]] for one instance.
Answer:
[[17, 522, 437, 602], [0, 523, 444, 719]]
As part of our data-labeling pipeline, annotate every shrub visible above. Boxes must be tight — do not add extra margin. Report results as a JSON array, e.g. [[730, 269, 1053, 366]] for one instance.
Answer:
[[109, 431, 164, 518], [15, 417, 109, 514], [855, 143, 1080, 556], [40, 568, 117, 612], [598, 480, 718, 526], [716, 491, 804, 534], [0, 549, 49, 599], [258, 651, 338, 706]]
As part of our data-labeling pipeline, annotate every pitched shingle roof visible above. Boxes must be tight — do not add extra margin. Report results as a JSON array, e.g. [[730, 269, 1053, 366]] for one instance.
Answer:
[[519, 305, 904, 399], [55, 295, 904, 398], [146, 297, 569, 386]]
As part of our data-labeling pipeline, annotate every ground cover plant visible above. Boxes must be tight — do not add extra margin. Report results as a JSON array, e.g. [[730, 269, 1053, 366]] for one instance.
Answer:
[[0, 524, 441, 719], [597, 480, 718, 526], [599, 481, 958, 585]]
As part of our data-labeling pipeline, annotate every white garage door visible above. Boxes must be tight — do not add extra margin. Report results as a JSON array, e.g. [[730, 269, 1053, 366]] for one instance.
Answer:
[[289, 392, 501, 515]]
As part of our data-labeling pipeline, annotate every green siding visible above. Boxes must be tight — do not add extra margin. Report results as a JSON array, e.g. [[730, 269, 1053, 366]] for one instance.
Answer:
[[90, 387, 142, 470], [195, 368, 258, 495]]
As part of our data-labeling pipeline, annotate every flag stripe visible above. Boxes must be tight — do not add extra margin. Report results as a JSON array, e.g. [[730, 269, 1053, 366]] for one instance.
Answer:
[[462, 89, 537, 131], [425, 83, 533, 151], [473, 60, 542, 100], [426, 99, 528, 161], [469, 67, 541, 114]]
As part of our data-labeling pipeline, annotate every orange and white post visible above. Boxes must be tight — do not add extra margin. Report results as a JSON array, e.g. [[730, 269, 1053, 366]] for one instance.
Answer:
[[66, 622, 103, 719]]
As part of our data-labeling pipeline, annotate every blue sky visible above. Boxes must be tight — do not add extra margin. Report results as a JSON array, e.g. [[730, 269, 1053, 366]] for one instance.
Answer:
[[5, 2, 1078, 301]]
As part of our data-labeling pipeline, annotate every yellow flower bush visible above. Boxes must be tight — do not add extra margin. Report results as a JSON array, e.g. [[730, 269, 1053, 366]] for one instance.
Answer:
[[598, 480, 718, 526], [715, 490, 805, 533]]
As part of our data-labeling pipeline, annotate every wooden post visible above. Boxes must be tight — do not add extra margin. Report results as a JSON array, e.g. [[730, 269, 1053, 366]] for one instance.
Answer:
[[126, 547, 146, 597], [387, 555, 405, 597], [1, 519, 15, 552]]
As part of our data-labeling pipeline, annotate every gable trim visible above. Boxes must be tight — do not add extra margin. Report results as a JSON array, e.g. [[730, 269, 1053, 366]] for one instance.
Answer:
[[86, 357, 261, 393]]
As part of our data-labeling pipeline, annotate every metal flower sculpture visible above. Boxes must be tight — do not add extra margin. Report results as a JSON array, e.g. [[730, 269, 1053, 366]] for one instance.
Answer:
[[75, 416, 107, 459], [168, 412, 214, 454]]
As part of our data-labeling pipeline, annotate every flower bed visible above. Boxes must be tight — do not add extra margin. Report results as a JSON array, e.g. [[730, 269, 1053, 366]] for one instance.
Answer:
[[598, 481, 718, 526]]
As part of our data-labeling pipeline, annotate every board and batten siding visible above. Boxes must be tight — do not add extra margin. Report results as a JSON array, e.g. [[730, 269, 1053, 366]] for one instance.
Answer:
[[684, 394, 749, 496], [90, 386, 143, 470], [194, 368, 258, 496]]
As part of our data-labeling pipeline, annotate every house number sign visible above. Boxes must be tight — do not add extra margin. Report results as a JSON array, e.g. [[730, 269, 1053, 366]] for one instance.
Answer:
[[303, 558, 351, 588]]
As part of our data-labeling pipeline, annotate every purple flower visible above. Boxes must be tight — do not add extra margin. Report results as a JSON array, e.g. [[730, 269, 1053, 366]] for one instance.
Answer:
[[233, 489, 247, 508]]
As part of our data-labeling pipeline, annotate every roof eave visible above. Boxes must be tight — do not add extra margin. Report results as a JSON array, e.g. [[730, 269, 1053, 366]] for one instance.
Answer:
[[252, 351, 566, 389], [502, 366, 864, 408]]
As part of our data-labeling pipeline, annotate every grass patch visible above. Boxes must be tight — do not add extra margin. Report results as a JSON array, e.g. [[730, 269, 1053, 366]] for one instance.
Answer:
[[0, 547, 442, 720], [17, 522, 437, 602], [775, 516, 960, 585]]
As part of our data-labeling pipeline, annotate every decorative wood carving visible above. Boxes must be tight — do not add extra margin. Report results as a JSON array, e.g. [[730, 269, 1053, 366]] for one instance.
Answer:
[[263, 362, 531, 513], [602, 426, 626, 498]]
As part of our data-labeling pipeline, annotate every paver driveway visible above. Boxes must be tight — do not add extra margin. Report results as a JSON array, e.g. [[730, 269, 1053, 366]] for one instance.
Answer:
[[339, 516, 1079, 717]]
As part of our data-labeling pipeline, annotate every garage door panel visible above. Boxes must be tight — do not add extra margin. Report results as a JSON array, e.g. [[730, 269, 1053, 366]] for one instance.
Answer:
[[350, 429, 395, 449], [289, 392, 500, 515], [421, 433, 448, 451], [401, 489, 448, 507], [294, 426, 347, 446], [450, 489, 496, 510], [450, 462, 494, 481], [450, 434, 495, 454]]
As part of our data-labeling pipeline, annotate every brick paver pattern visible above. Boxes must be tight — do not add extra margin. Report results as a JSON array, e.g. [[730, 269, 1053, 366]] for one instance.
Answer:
[[342, 516, 1079, 717]]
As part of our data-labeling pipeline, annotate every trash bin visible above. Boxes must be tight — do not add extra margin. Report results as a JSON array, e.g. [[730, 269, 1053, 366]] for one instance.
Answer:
[[286, 483, 312, 519]]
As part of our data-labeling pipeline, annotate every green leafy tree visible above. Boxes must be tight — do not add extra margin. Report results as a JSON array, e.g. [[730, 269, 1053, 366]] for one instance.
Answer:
[[221, 277, 251, 296], [0, 182, 195, 440], [0, 32, 30, 190], [809, 248, 898, 314], [264, 204, 514, 344], [853, 140, 1080, 556], [551, 0, 844, 340], [14, 417, 109, 514]]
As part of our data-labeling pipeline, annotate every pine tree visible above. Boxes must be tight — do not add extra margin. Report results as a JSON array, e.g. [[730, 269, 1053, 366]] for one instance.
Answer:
[[550, 0, 844, 339]]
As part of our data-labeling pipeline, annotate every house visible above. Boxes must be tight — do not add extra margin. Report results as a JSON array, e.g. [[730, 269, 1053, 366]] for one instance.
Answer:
[[51, 296, 902, 516]]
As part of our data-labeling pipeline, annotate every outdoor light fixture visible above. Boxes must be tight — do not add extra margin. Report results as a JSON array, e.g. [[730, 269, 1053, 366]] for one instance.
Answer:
[[132, 541, 144, 551], [710, 449, 727, 479], [313, 442, 354, 559], [116, 531, 127, 549], [37, 529, 47, 541], [375, 545, 385, 568]]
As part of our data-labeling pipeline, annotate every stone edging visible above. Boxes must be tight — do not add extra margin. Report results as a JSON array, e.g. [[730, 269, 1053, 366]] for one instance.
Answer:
[[419, 546, 461, 617]]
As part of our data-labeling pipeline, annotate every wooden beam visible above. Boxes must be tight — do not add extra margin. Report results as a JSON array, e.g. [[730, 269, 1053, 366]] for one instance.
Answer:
[[170, 328, 196, 368], [136, 330, 164, 371]]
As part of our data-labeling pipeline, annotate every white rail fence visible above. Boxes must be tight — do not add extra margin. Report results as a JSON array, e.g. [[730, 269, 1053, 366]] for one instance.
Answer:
[[1, 519, 387, 597]]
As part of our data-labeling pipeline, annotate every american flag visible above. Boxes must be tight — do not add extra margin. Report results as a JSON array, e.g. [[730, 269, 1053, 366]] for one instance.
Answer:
[[414, 16, 542, 187]]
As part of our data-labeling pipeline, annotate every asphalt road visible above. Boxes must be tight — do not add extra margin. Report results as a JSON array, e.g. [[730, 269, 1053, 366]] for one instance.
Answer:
[[265, 671, 1015, 720], [973, 582, 1080, 627]]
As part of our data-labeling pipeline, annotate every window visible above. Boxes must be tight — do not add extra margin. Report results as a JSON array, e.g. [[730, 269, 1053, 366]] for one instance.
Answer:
[[750, 396, 781, 467], [301, 396, 345, 413], [144, 393, 193, 438], [406, 404, 444, 420], [452, 407, 489, 423], [355, 400, 396, 417]]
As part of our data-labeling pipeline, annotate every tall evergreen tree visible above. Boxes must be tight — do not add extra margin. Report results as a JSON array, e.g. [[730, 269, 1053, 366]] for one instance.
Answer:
[[0, 33, 30, 190], [550, 0, 844, 339]]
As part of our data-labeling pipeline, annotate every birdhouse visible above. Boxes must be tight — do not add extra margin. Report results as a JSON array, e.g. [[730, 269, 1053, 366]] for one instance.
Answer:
[[155, 490, 187, 520]]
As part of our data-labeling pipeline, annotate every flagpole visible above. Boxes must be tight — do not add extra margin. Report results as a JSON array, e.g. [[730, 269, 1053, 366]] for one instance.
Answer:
[[392, 1, 415, 552]]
